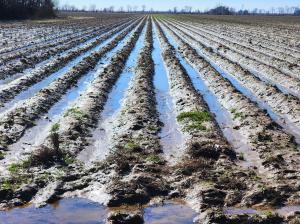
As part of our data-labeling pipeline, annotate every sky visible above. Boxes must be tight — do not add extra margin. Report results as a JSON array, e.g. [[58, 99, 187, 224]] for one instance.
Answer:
[[58, 0, 300, 11]]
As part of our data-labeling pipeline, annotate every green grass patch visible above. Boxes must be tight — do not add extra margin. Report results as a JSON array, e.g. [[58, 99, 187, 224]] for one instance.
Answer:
[[177, 111, 212, 122], [8, 163, 23, 173], [146, 155, 164, 164], [230, 108, 245, 120], [124, 141, 140, 152], [258, 132, 272, 142], [0, 151, 5, 160], [1, 179, 13, 190], [148, 125, 160, 132], [50, 123, 60, 133], [238, 152, 245, 160], [64, 107, 88, 121], [186, 123, 207, 131], [7, 157, 33, 174], [177, 111, 212, 131], [63, 154, 75, 165]]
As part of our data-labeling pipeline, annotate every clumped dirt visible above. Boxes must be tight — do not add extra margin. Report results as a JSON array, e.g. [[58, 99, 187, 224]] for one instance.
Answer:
[[0, 14, 299, 224]]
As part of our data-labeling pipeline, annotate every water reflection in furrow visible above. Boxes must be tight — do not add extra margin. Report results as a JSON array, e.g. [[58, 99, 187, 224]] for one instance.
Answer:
[[0, 22, 133, 86], [78, 24, 147, 164], [152, 22, 186, 164], [159, 22, 261, 169], [166, 22, 300, 146], [0, 198, 197, 224], [0, 25, 131, 115], [0, 26, 139, 174]]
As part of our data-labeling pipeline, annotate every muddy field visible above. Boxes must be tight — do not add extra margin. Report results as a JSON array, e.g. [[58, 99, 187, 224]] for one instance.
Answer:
[[0, 13, 300, 223]]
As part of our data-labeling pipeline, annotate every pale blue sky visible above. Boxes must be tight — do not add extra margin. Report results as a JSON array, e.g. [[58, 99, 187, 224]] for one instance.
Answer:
[[58, 0, 300, 11]]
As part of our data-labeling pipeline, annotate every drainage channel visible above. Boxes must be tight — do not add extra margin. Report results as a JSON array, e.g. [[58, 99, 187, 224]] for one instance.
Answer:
[[0, 25, 132, 115], [0, 26, 139, 175], [152, 22, 186, 164], [77, 23, 147, 164], [165, 23, 300, 147], [160, 23, 261, 169], [0, 198, 197, 224]]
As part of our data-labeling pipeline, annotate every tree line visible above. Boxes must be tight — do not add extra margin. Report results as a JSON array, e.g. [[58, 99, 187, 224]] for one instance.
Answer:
[[205, 6, 300, 15], [59, 4, 300, 16], [0, 0, 57, 19]]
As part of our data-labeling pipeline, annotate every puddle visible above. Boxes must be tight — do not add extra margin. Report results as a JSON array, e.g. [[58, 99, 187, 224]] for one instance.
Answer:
[[160, 23, 261, 169], [152, 22, 186, 163], [144, 201, 197, 224], [277, 205, 300, 216], [0, 198, 197, 224], [0, 25, 130, 115], [224, 207, 260, 215], [0, 25, 140, 174], [78, 22, 147, 164], [225, 204, 300, 216], [0, 198, 109, 224]]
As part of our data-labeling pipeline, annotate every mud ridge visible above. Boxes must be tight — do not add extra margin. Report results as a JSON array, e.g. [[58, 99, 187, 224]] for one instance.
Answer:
[[0, 17, 147, 211], [158, 20, 300, 220], [0, 19, 142, 149], [167, 19, 300, 89], [0, 19, 139, 108], [161, 20, 300, 141]]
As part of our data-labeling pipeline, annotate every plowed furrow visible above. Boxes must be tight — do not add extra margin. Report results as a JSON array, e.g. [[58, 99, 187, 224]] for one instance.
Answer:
[[0, 16, 137, 55], [0, 18, 133, 64], [169, 19, 300, 79], [174, 20, 300, 64], [78, 22, 148, 164], [0, 19, 141, 149], [0, 20, 134, 80], [99, 20, 169, 210], [160, 20, 300, 143], [197, 22, 300, 59], [197, 22, 300, 50], [0, 17, 147, 211], [0, 19, 138, 110], [163, 19, 300, 99], [159, 21, 300, 197], [154, 19, 295, 223]]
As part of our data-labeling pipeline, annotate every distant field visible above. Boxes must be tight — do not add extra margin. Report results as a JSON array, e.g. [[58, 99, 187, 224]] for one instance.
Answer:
[[0, 13, 299, 223]]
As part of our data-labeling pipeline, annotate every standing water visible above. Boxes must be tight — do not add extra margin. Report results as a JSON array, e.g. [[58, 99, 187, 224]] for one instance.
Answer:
[[0, 198, 197, 224], [78, 23, 148, 164], [160, 23, 263, 169], [0, 25, 129, 115], [0, 25, 139, 175], [152, 22, 186, 164]]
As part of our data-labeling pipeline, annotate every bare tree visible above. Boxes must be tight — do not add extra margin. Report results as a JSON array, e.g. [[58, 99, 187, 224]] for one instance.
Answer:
[[184, 5, 192, 13], [0, 0, 57, 19], [127, 5, 132, 12], [89, 4, 96, 12], [173, 7, 177, 13], [109, 6, 114, 12]]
